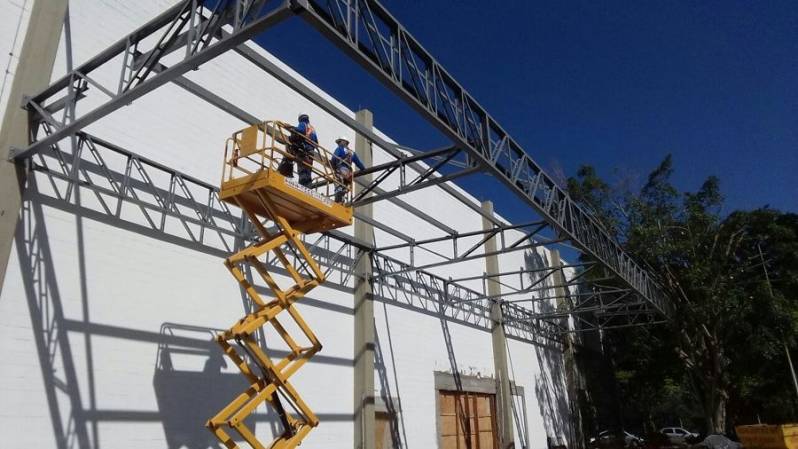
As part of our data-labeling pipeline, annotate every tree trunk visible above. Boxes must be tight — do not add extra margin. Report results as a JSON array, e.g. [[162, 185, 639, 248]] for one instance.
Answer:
[[703, 394, 727, 434], [714, 398, 727, 433], [683, 331, 728, 435]]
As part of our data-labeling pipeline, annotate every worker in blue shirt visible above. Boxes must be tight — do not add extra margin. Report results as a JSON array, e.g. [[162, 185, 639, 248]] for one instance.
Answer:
[[331, 136, 365, 203], [278, 113, 318, 187]]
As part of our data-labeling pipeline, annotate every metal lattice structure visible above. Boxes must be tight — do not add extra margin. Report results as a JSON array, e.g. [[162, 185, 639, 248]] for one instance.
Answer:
[[26, 124, 567, 342], [7, 2, 674, 445], [291, 0, 669, 317], [12, 0, 670, 325]]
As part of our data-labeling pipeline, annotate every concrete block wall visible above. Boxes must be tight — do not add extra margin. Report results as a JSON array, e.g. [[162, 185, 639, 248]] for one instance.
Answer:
[[0, 1, 576, 448]]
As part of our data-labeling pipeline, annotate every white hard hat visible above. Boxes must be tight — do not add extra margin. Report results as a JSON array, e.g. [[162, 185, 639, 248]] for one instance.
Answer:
[[335, 136, 350, 145]]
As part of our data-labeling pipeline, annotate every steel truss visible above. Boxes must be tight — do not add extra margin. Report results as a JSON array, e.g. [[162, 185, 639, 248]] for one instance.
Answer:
[[374, 220, 558, 274], [449, 262, 601, 305], [26, 127, 573, 342], [11, 0, 670, 332], [351, 146, 480, 206], [292, 0, 670, 317], [14, 0, 288, 160], [505, 285, 667, 334]]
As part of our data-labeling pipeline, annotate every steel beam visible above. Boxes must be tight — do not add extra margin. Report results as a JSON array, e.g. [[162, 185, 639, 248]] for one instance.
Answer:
[[376, 220, 547, 252], [291, 0, 670, 317], [26, 128, 562, 342], [449, 262, 595, 284], [14, 0, 292, 161], [230, 36, 503, 226], [7, 0, 668, 331], [372, 219, 565, 278]]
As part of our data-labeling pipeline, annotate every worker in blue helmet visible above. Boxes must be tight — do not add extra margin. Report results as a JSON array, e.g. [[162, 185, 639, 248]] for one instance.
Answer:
[[278, 113, 318, 187], [331, 136, 365, 203]]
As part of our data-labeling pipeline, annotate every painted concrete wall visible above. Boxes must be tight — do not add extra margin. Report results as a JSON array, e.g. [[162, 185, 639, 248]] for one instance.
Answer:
[[0, 0, 32, 117], [0, 1, 575, 448]]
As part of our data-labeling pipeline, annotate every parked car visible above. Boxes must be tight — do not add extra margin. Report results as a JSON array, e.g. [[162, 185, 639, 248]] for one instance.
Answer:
[[590, 430, 645, 449], [660, 427, 700, 446]]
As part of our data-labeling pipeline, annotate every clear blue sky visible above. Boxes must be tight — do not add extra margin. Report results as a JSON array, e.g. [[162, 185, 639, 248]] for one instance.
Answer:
[[258, 0, 797, 222]]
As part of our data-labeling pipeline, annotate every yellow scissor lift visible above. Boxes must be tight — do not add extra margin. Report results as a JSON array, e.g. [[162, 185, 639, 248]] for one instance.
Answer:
[[207, 120, 353, 449]]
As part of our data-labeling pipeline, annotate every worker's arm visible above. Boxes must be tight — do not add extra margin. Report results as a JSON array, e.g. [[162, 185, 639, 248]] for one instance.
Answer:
[[352, 153, 365, 171]]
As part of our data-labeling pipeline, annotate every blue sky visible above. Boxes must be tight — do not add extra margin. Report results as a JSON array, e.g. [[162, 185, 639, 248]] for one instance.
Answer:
[[258, 0, 797, 222]]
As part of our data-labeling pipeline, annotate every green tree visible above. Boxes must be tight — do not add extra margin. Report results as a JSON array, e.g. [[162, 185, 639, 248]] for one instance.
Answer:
[[568, 156, 798, 433]]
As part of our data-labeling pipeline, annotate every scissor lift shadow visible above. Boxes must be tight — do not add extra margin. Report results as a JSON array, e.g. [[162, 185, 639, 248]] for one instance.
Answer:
[[154, 323, 286, 449]]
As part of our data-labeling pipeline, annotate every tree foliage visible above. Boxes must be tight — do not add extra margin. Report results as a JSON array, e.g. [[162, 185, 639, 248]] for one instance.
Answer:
[[568, 155, 798, 433]]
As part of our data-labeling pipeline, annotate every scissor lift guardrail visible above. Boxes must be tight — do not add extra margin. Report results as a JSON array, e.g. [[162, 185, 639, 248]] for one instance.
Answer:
[[207, 121, 353, 449]]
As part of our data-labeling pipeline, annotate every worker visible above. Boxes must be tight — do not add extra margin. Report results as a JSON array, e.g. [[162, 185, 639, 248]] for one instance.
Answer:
[[330, 136, 365, 203], [278, 113, 318, 187]]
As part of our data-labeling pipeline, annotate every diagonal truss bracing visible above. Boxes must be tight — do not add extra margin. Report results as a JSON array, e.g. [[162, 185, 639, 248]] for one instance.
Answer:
[[26, 128, 574, 342], [13, 0, 289, 160], [11, 0, 670, 329], [373, 220, 559, 274], [292, 0, 670, 317]]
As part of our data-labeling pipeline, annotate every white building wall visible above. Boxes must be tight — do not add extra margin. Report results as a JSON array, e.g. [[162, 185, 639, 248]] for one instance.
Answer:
[[0, 0, 32, 116], [0, 1, 575, 448]]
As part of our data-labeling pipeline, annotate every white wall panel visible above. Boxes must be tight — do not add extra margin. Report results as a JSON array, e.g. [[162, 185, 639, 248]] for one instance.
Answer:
[[0, 1, 574, 448]]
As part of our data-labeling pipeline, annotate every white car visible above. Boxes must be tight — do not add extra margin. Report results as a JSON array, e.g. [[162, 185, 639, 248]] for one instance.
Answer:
[[660, 427, 700, 445], [591, 430, 645, 448]]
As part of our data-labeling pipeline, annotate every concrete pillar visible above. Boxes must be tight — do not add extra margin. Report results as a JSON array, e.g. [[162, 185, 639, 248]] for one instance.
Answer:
[[551, 249, 583, 449], [353, 109, 375, 449], [0, 0, 68, 291], [482, 201, 514, 449]]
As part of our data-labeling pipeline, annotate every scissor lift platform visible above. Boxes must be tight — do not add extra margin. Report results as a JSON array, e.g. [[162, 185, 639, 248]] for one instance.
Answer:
[[219, 120, 353, 234], [209, 121, 354, 449], [220, 169, 352, 234]]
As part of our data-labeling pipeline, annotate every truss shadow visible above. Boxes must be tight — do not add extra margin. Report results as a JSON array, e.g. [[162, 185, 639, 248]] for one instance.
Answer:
[[525, 250, 575, 449], [374, 309, 407, 449], [12, 180, 352, 449]]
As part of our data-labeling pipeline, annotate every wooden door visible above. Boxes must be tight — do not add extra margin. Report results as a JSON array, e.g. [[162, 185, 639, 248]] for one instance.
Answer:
[[439, 390, 498, 449], [375, 411, 395, 449]]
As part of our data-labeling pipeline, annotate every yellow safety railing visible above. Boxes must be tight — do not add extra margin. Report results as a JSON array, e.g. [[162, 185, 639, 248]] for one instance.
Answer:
[[221, 120, 354, 205]]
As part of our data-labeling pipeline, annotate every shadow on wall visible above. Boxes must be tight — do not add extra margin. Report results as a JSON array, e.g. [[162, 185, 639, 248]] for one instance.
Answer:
[[11, 12, 361, 448], [525, 250, 574, 449], [153, 323, 268, 449], [374, 307, 408, 449], [15, 187, 266, 448], [15, 180, 103, 449], [13, 179, 353, 449]]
